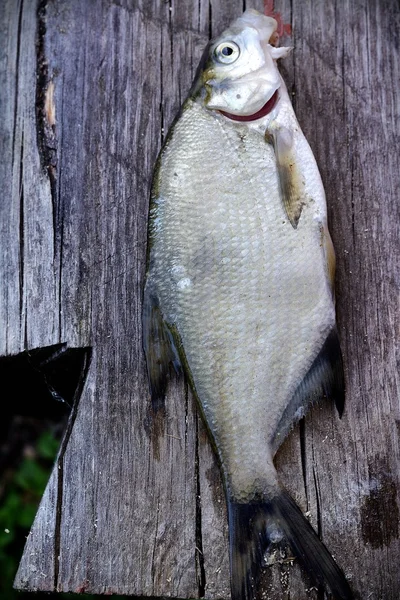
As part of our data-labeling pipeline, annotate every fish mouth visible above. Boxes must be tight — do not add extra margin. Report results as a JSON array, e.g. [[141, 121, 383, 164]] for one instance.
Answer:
[[219, 89, 279, 122]]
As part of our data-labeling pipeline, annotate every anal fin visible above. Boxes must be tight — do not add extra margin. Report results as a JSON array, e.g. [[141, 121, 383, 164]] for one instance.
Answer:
[[271, 327, 345, 454], [142, 284, 181, 412]]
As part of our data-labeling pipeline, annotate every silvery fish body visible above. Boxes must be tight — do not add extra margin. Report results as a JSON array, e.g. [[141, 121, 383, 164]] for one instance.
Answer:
[[143, 9, 352, 600]]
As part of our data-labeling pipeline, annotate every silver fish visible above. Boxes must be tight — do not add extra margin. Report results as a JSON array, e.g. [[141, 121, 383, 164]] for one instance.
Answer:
[[143, 9, 352, 600]]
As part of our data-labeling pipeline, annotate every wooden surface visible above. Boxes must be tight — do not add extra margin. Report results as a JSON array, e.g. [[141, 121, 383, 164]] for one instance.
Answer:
[[1, 0, 398, 598]]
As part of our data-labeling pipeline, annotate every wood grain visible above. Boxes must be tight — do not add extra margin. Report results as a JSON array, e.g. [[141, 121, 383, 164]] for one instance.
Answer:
[[0, 0, 398, 598]]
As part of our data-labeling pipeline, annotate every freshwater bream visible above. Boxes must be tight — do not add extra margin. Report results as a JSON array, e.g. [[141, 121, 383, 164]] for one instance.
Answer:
[[143, 9, 353, 600]]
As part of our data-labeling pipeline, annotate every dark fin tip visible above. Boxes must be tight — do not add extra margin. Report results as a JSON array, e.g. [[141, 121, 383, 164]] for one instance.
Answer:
[[228, 501, 270, 600], [275, 490, 354, 600], [322, 328, 345, 418], [288, 209, 300, 229], [278, 162, 304, 229], [272, 327, 346, 454], [142, 288, 182, 413], [228, 491, 353, 600], [150, 391, 167, 415]]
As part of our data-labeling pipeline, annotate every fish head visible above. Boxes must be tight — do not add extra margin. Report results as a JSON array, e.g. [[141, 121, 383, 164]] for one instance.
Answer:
[[194, 9, 292, 120]]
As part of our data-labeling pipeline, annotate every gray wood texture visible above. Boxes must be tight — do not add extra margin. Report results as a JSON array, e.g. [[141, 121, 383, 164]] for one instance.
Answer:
[[1, 0, 398, 597]]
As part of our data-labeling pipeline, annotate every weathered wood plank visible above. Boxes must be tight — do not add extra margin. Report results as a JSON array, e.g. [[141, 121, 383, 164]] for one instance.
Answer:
[[0, 0, 22, 355], [288, 1, 400, 597], [1, 0, 59, 354], [0, 0, 397, 598]]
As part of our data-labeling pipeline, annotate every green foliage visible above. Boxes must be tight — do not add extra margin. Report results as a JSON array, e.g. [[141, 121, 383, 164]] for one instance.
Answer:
[[0, 430, 125, 600], [0, 430, 58, 600], [36, 430, 61, 460]]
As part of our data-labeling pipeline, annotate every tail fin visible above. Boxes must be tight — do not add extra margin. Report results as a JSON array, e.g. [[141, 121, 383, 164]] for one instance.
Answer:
[[228, 490, 353, 600]]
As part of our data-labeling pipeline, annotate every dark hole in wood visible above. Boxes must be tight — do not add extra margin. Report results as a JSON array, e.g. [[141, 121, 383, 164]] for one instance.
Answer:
[[0, 344, 91, 475], [0, 344, 92, 598]]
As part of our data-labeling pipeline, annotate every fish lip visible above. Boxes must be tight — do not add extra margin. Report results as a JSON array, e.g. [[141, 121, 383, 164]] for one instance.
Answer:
[[218, 89, 279, 122]]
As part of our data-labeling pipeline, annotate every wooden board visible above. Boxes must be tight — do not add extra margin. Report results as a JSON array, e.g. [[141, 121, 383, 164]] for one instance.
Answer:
[[0, 0, 398, 598]]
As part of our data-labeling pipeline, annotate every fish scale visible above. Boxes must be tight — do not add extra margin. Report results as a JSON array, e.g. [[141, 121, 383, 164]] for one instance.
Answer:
[[143, 9, 353, 600], [149, 99, 334, 489]]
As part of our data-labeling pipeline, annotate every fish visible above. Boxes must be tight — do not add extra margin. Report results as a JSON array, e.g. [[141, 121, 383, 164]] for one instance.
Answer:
[[142, 9, 353, 600]]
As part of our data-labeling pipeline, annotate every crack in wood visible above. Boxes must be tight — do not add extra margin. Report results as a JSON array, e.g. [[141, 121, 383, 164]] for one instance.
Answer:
[[289, 0, 296, 113], [168, 0, 175, 105], [198, 0, 201, 32], [312, 466, 322, 538], [184, 380, 189, 445], [340, 32, 356, 251], [11, 0, 26, 344], [57, 140, 64, 340], [11, 0, 24, 172], [160, 23, 165, 145], [195, 413, 206, 598], [35, 0, 58, 258], [312, 467, 325, 600], [150, 497, 161, 595], [299, 417, 309, 511], [349, 134, 355, 245], [18, 130, 24, 322]]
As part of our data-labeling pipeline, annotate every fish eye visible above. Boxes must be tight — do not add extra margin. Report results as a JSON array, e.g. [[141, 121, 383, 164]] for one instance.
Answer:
[[214, 41, 240, 64]]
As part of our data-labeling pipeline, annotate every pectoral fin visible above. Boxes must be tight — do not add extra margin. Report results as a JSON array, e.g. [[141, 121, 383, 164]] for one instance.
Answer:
[[271, 328, 345, 455], [266, 125, 306, 228], [142, 284, 181, 412]]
